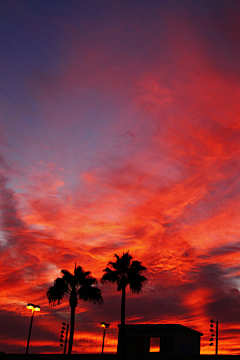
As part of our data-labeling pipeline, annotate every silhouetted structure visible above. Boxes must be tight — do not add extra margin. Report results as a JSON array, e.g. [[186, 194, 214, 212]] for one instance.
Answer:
[[209, 319, 218, 355], [117, 324, 203, 355], [60, 322, 69, 354], [101, 252, 148, 359], [47, 264, 103, 355]]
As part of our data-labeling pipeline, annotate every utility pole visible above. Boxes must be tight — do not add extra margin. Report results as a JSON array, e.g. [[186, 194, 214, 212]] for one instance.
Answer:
[[60, 322, 69, 354], [215, 321, 218, 355], [209, 319, 218, 355]]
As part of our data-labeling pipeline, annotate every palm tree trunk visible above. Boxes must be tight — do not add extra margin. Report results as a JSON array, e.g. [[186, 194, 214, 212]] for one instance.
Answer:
[[121, 285, 126, 360], [68, 303, 75, 355], [68, 290, 77, 355]]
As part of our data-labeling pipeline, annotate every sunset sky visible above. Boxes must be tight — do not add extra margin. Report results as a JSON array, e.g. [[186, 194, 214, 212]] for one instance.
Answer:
[[1, 0, 240, 355]]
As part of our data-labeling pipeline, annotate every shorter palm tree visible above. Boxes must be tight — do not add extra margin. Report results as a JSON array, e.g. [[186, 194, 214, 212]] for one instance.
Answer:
[[101, 252, 148, 357], [47, 265, 103, 355]]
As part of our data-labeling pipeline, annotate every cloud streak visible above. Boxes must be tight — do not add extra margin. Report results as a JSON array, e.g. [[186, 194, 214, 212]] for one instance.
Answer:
[[1, 0, 240, 355]]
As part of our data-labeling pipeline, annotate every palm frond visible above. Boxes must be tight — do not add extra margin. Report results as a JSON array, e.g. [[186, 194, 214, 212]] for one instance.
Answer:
[[47, 264, 102, 317], [116, 275, 127, 292], [75, 266, 88, 282], [107, 261, 119, 270], [78, 285, 103, 304], [47, 277, 68, 305], [101, 267, 119, 284], [75, 266, 97, 287], [61, 269, 75, 285], [121, 252, 133, 266], [83, 276, 98, 287], [130, 260, 147, 272], [113, 252, 133, 272], [102, 252, 148, 293], [127, 260, 148, 293], [129, 274, 148, 293]]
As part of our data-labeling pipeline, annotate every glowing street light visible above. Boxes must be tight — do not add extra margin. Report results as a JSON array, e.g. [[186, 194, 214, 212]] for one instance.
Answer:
[[101, 322, 110, 354], [26, 303, 40, 354]]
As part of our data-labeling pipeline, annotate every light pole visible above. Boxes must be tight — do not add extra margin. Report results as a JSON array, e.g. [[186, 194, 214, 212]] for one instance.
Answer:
[[101, 322, 110, 354], [26, 303, 40, 354], [209, 319, 219, 355], [60, 322, 69, 354]]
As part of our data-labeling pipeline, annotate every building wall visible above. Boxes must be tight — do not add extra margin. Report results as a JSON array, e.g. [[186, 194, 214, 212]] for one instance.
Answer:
[[117, 324, 202, 355], [175, 327, 201, 354]]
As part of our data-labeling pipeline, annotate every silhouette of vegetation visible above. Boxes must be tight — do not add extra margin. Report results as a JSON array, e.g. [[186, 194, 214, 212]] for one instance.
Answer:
[[47, 265, 103, 355], [101, 252, 148, 358]]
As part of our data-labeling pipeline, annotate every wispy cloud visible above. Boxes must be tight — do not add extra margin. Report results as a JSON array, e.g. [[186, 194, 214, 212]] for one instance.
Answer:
[[1, 0, 240, 355]]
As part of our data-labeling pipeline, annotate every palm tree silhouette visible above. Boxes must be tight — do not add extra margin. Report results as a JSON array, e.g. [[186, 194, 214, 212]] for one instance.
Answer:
[[101, 252, 148, 358], [47, 265, 103, 355]]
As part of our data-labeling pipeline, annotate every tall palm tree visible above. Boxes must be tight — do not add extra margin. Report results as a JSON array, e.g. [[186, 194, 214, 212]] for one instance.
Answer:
[[101, 252, 148, 357], [47, 265, 103, 355]]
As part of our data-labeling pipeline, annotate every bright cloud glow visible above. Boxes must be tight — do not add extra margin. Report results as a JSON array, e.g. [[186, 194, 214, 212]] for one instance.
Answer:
[[1, 0, 240, 355]]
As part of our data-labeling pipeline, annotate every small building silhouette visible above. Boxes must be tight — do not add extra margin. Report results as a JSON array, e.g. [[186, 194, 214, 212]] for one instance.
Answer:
[[117, 324, 203, 355]]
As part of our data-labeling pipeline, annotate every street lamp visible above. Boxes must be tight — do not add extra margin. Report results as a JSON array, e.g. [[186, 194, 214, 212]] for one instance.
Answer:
[[26, 303, 40, 354], [101, 322, 110, 354]]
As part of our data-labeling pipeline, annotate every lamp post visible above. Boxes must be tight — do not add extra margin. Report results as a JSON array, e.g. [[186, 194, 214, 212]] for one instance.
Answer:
[[101, 322, 110, 354], [26, 303, 40, 354]]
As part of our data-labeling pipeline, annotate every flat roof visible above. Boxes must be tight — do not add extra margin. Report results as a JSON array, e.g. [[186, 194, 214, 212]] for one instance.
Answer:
[[118, 324, 203, 336]]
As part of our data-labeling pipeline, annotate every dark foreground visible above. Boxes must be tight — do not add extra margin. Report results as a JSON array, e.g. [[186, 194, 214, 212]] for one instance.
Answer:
[[0, 355, 239, 359]]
